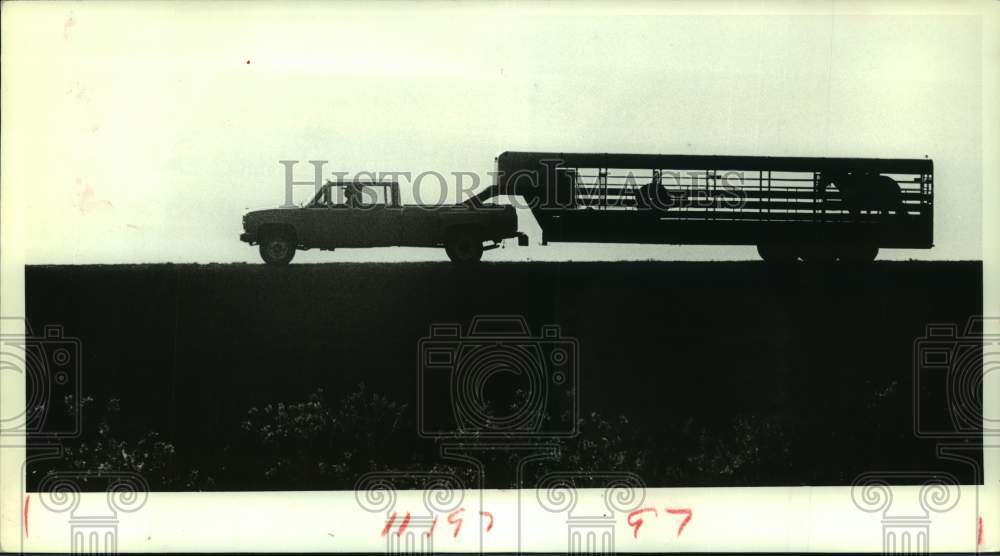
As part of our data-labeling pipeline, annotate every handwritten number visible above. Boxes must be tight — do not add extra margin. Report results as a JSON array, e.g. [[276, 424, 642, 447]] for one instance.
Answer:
[[665, 508, 692, 537]]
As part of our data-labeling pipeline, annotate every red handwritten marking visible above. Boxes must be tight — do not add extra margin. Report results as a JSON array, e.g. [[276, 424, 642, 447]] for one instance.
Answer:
[[23, 495, 30, 537], [627, 507, 658, 538], [665, 508, 692, 537], [397, 512, 411, 536], [979, 515, 983, 546], [423, 516, 438, 538], [371, 506, 696, 541], [381, 512, 397, 537], [480, 511, 494, 532], [447, 508, 466, 538]]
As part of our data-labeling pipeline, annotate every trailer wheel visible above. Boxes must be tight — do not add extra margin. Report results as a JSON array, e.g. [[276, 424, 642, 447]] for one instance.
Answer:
[[838, 244, 879, 263], [259, 232, 296, 265], [445, 237, 484, 264], [757, 243, 797, 264]]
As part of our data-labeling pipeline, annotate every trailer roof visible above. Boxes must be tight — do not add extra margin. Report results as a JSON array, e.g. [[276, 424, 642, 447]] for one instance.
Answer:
[[497, 151, 933, 174]]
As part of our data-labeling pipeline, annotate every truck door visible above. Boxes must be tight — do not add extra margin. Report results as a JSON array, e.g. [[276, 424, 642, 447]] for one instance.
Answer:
[[293, 186, 339, 249], [297, 185, 363, 248], [296, 207, 337, 248], [327, 184, 402, 247]]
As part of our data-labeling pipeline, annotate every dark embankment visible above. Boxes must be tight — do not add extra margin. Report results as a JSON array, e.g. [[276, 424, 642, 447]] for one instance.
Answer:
[[24, 261, 983, 490]]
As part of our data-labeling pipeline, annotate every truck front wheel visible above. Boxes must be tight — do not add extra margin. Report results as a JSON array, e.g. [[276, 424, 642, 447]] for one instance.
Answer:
[[259, 233, 296, 265], [445, 237, 484, 264]]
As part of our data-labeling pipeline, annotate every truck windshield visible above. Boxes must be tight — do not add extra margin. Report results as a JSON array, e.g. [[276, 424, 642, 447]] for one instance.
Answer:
[[305, 182, 398, 207]]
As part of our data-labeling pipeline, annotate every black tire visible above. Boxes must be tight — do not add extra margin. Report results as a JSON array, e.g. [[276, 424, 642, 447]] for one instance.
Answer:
[[838, 244, 879, 263], [757, 243, 797, 264], [445, 236, 484, 264], [259, 233, 296, 265]]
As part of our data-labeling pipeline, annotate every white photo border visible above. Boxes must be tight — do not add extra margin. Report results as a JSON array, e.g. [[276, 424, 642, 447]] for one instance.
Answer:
[[1, 1, 997, 553]]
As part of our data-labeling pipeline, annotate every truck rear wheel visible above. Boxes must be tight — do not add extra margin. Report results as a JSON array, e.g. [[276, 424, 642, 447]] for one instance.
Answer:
[[445, 237, 484, 264], [259, 233, 296, 265]]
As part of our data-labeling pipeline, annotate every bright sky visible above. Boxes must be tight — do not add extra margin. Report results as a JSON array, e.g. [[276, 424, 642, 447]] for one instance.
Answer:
[[1, 1, 987, 263]]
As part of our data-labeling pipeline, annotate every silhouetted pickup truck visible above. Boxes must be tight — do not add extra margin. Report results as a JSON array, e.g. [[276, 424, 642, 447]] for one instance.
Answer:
[[240, 180, 526, 265]]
